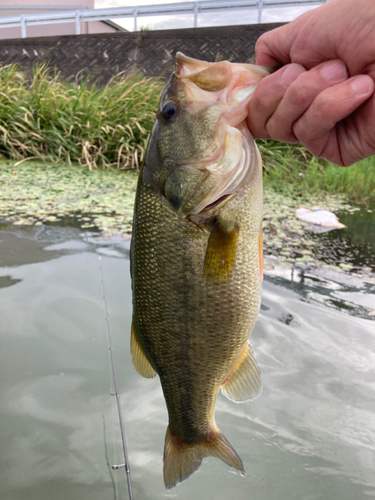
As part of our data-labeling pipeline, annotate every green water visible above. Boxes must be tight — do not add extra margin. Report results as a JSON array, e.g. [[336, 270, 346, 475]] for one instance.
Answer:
[[0, 224, 374, 500]]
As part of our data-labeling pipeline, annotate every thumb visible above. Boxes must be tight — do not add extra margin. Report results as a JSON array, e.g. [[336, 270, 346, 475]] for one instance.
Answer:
[[255, 25, 293, 67]]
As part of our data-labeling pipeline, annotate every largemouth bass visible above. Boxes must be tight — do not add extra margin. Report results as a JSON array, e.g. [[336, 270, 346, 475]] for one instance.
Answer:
[[130, 52, 268, 489]]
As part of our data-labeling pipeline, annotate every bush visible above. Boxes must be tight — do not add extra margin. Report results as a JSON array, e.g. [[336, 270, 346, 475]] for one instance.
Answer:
[[0, 64, 163, 169]]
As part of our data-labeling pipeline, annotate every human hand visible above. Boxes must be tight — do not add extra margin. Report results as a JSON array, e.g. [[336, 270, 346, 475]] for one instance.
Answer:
[[247, 0, 375, 166]]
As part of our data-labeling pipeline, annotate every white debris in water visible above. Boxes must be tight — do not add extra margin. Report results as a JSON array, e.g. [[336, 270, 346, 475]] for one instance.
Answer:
[[295, 208, 346, 230]]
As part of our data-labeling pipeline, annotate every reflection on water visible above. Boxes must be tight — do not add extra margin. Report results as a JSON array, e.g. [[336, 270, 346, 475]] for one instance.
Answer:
[[267, 265, 375, 321], [310, 207, 375, 270], [0, 275, 22, 289], [0, 223, 374, 500]]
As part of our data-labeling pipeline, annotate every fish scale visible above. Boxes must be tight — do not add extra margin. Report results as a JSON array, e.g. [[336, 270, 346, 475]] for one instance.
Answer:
[[131, 172, 261, 448], [130, 52, 267, 489]]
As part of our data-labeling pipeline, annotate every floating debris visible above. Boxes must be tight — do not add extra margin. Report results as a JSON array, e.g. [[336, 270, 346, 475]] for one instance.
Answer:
[[0, 160, 373, 276], [295, 208, 346, 229], [262, 190, 374, 274]]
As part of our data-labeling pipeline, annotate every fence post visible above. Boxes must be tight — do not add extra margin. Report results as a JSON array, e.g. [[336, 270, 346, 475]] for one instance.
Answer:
[[194, 3, 198, 28], [134, 9, 138, 31], [257, 0, 263, 23], [20, 15, 26, 38], [75, 11, 81, 34]]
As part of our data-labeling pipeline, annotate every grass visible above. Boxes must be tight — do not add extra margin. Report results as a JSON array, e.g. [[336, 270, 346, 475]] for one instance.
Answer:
[[304, 156, 375, 204], [0, 64, 163, 170], [258, 140, 375, 205], [0, 63, 373, 204]]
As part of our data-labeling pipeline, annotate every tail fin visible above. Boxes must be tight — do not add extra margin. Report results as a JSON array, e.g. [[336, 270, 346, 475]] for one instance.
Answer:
[[163, 425, 245, 489]]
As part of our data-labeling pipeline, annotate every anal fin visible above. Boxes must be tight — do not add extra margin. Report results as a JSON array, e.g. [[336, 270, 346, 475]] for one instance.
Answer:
[[204, 221, 239, 281], [221, 342, 262, 402], [130, 322, 156, 378]]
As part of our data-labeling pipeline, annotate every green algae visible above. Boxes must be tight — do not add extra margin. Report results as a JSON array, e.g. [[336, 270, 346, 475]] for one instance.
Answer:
[[0, 160, 138, 236], [261, 188, 371, 273], [0, 159, 373, 274]]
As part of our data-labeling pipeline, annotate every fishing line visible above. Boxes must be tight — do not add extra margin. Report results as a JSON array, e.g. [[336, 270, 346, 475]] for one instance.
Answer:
[[99, 256, 134, 500], [107, 336, 119, 500]]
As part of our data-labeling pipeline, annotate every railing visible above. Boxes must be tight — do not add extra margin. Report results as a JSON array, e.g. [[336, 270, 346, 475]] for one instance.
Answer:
[[0, 0, 329, 38]]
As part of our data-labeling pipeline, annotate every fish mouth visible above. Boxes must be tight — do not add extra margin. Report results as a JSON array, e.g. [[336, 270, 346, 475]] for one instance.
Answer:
[[199, 194, 232, 213]]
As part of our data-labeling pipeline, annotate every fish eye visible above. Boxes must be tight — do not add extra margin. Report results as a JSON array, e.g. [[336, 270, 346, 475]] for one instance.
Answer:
[[161, 101, 179, 121]]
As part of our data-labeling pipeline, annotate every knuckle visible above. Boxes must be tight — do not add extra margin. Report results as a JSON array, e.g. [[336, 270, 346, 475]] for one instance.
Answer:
[[292, 120, 306, 142], [311, 93, 333, 116], [286, 84, 311, 107], [293, 123, 325, 157], [257, 130, 271, 140], [251, 78, 276, 110], [266, 117, 296, 143], [247, 110, 267, 138], [250, 93, 267, 115], [255, 34, 269, 52]]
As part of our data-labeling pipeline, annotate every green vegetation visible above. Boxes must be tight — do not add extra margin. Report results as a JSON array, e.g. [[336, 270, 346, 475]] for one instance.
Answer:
[[0, 64, 162, 170], [258, 140, 375, 205], [3, 159, 371, 274], [0, 160, 138, 235], [0, 63, 373, 204], [303, 157, 375, 204]]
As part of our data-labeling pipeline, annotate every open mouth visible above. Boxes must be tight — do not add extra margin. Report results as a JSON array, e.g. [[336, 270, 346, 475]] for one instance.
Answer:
[[200, 193, 231, 213]]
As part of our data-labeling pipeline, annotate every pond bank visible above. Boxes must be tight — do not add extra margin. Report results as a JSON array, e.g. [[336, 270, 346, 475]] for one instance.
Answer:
[[0, 160, 374, 277]]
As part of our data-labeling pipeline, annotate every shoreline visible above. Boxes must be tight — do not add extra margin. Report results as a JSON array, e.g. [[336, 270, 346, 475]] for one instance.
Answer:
[[0, 160, 373, 276]]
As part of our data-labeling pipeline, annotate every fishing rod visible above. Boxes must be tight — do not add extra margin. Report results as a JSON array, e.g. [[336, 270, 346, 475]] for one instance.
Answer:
[[99, 256, 134, 500]]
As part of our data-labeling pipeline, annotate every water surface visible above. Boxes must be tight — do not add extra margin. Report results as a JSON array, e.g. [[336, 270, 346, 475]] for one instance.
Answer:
[[0, 223, 374, 500]]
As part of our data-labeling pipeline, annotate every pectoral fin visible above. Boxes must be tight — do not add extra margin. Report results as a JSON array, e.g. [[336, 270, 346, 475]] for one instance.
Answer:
[[130, 322, 156, 378], [221, 342, 262, 402], [204, 221, 239, 281]]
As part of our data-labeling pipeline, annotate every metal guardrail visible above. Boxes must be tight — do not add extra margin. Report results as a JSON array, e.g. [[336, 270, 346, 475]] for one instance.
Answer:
[[0, 0, 329, 38]]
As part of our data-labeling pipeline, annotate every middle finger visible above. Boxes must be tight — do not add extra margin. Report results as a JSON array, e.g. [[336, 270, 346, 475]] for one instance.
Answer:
[[266, 59, 348, 142]]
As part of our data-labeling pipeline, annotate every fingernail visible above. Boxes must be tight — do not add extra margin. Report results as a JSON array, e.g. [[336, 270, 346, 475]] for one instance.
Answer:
[[280, 64, 305, 86], [320, 60, 347, 81], [351, 76, 373, 95]]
